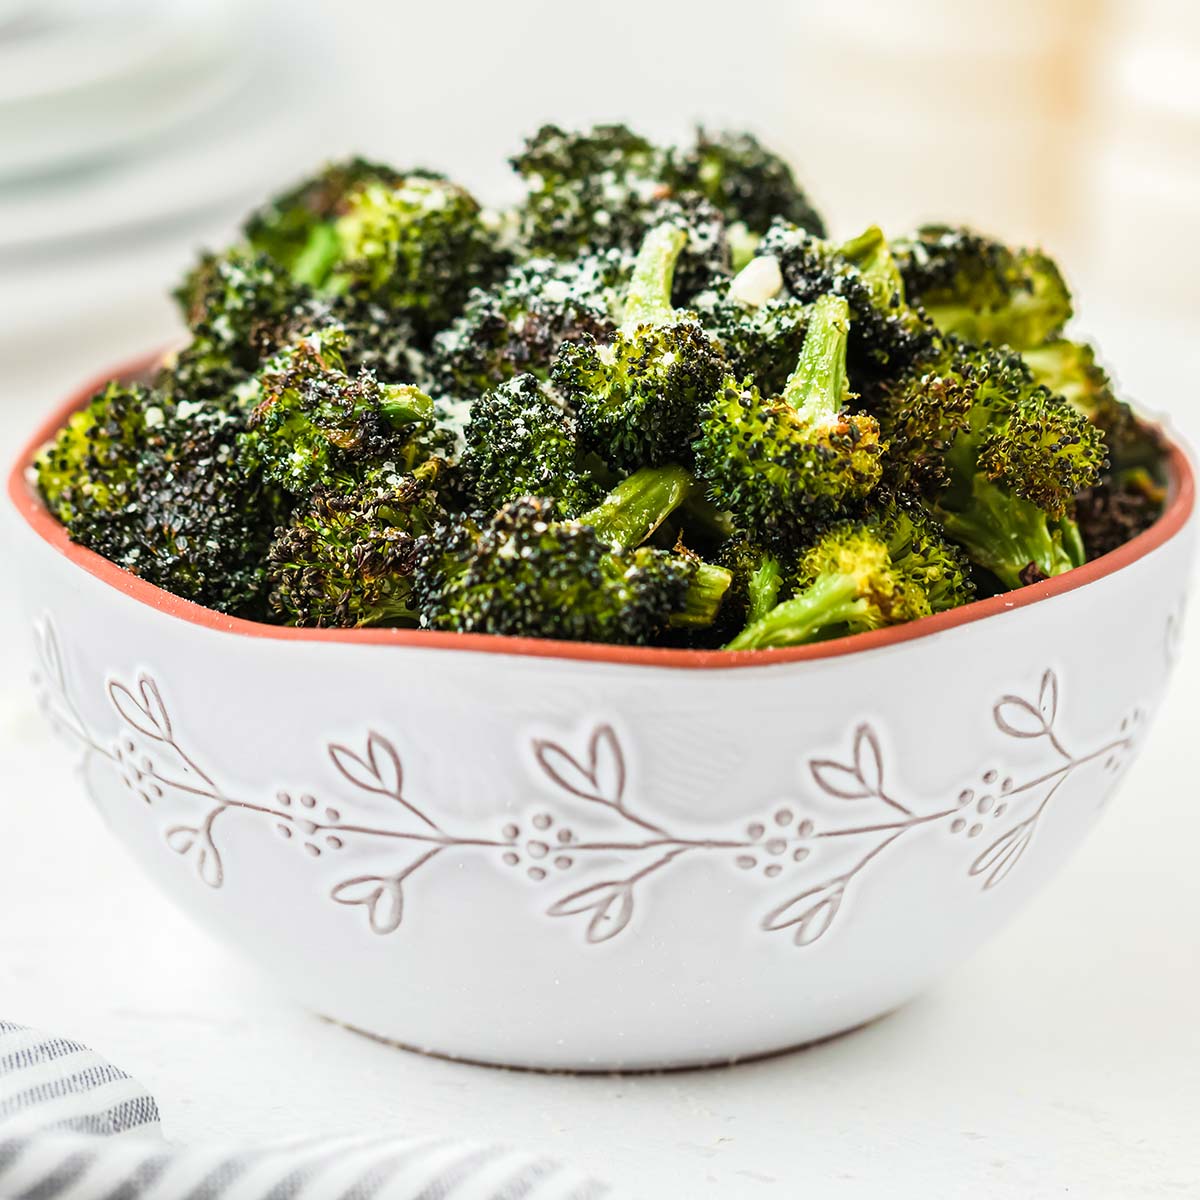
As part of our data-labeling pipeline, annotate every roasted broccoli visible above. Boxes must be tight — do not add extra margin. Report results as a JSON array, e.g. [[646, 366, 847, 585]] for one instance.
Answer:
[[882, 339, 1105, 587], [267, 466, 444, 627], [552, 223, 726, 470], [244, 157, 405, 284], [36, 127, 1168, 650], [892, 225, 1072, 350], [694, 293, 883, 542], [761, 221, 934, 385], [726, 500, 973, 650], [667, 127, 825, 238], [36, 383, 281, 615], [458, 373, 601, 516], [429, 254, 620, 400], [236, 329, 435, 495], [415, 466, 730, 643]]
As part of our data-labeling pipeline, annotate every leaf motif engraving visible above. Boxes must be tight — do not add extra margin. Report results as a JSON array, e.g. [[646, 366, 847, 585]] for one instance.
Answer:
[[329, 731, 403, 798], [547, 879, 636, 943], [761, 879, 846, 946], [332, 875, 406, 934], [994, 693, 1051, 740], [36, 620, 65, 691], [534, 725, 626, 807], [969, 816, 1039, 890], [108, 676, 172, 742], [1038, 670, 1059, 725], [164, 821, 223, 888]]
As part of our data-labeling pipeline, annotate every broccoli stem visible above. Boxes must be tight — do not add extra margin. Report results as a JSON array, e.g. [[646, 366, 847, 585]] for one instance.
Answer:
[[621, 224, 688, 329], [781, 293, 851, 423], [937, 476, 1076, 590], [378, 383, 434, 427], [725, 571, 867, 650], [839, 225, 904, 308], [291, 223, 343, 289], [747, 552, 782, 623], [669, 560, 734, 628], [579, 464, 695, 550]]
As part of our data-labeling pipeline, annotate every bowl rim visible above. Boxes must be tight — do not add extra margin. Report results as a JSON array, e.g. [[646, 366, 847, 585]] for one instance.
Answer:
[[8, 351, 1196, 671]]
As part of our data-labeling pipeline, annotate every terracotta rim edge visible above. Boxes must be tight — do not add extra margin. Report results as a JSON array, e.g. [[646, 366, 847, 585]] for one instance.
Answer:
[[7, 351, 1196, 671]]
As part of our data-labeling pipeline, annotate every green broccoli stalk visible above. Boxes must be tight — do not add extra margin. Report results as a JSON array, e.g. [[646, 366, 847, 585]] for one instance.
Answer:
[[892, 225, 1072, 350], [760, 222, 934, 384], [694, 292, 883, 542], [551, 223, 727, 471], [726, 501, 973, 650], [415, 466, 731, 643]]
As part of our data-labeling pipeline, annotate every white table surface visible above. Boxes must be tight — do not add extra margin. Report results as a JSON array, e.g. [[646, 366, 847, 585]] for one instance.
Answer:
[[1, 297, 1198, 1200]]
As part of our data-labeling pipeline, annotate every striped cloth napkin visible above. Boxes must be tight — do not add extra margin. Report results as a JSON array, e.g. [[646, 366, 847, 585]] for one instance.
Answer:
[[0, 1021, 616, 1199]]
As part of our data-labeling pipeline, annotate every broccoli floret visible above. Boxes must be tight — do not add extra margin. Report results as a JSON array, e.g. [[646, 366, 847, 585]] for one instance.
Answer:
[[329, 177, 507, 332], [415, 467, 730, 643], [237, 329, 434, 495], [693, 293, 884, 542], [667, 127, 826, 237], [726, 500, 973, 650], [267, 468, 444, 627], [654, 193, 733, 306], [892, 225, 1072, 350], [244, 157, 405, 283], [713, 538, 785, 639], [881, 340, 1105, 587], [693, 252, 811, 396], [1021, 338, 1162, 473], [38, 384, 282, 615], [430, 254, 620, 399], [760, 221, 934, 386], [36, 381, 151, 526], [165, 249, 426, 406], [1074, 467, 1165, 559], [509, 123, 670, 258], [552, 223, 726, 471], [459, 373, 601, 516]]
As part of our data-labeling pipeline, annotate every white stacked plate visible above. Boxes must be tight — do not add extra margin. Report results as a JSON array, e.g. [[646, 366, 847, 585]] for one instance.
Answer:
[[0, 0, 336, 337]]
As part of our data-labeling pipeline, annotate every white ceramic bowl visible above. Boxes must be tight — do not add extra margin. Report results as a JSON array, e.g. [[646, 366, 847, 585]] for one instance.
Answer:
[[7, 357, 1197, 1070]]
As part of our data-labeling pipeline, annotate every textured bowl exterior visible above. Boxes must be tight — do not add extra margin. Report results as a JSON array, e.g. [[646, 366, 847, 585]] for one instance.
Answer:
[[6, 365, 1196, 1070]]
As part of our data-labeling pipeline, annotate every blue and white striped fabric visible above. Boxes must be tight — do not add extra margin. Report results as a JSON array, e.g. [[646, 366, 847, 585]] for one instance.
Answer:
[[0, 1022, 615, 1200]]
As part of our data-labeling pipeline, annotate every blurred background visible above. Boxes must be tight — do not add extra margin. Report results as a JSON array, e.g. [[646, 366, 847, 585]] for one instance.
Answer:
[[1, 0, 1199, 447]]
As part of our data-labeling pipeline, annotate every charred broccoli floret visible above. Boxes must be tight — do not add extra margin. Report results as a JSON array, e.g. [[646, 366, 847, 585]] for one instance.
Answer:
[[509, 123, 669, 258], [37, 384, 281, 615], [552, 223, 726, 470], [882, 340, 1105, 587], [430, 254, 620, 399], [667, 128, 825, 238], [267, 467, 444, 627], [1020, 338, 1162, 472], [459, 373, 601, 516], [892, 225, 1072, 350], [415, 467, 730, 643], [726, 500, 973, 650], [694, 293, 883, 542], [329, 177, 507, 332], [761, 221, 934, 384], [244, 157, 405, 284], [236, 330, 434, 495]]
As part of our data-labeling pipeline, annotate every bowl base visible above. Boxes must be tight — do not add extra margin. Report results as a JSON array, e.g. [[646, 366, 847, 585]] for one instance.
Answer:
[[317, 1009, 895, 1076]]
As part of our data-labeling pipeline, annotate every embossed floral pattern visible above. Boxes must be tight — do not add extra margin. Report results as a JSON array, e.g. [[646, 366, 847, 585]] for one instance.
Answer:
[[34, 615, 1145, 948]]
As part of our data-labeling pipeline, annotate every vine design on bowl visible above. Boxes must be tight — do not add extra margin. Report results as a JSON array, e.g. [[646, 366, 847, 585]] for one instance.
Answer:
[[33, 616, 1139, 947]]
